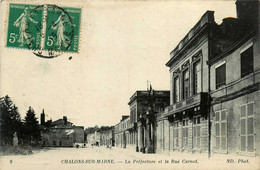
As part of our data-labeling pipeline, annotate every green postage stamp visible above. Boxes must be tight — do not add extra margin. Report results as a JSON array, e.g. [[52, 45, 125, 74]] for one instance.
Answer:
[[7, 4, 43, 50], [6, 3, 81, 57]]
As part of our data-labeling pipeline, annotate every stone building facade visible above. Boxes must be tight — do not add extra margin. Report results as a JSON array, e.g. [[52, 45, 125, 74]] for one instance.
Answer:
[[137, 90, 170, 153], [114, 90, 170, 152], [114, 116, 130, 148], [209, 0, 260, 157], [40, 113, 84, 147], [156, 0, 259, 157], [98, 126, 114, 147], [157, 10, 213, 155]]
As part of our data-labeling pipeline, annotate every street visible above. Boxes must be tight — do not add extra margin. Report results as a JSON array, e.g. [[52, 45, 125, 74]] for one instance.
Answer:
[[0, 146, 259, 170]]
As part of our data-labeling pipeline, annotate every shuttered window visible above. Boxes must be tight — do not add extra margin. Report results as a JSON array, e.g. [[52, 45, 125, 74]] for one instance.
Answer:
[[160, 122, 164, 149], [241, 46, 253, 78], [215, 110, 227, 151], [173, 121, 179, 148], [240, 102, 255, 153], [182, 119, 189, 148], [193, 116, 201, 148], [216, 63, 226, 89]]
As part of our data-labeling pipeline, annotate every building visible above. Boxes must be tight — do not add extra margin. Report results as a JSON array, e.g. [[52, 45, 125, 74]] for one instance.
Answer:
[[85, 126, 99, 145], [156, 0, 259, 157], [85, 128, 99, 146], [137, 89, 170, 153], [158, 10, 213, 155], [98, 126, 114, 147], [127, 89, 170, 152], [114, 116, 130, 148], [72, 126, 84, 144], [85, 126, 114, 146], [209, 0, 259, 157], [51, 116, 73, 127], [40, 111, 84, 147]]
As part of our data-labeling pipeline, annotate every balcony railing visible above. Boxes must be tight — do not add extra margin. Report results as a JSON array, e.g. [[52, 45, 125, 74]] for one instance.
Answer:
[[163, 92, 208, 117]]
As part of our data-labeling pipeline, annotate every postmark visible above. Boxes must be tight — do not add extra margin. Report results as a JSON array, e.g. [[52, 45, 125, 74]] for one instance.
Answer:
[[6, 4, 81, 58], [44, 5, 81, 53]]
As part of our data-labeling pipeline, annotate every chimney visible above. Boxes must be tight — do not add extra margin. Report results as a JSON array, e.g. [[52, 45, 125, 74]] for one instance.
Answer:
[[41, 109, 45, 125], [236, 0, 258, 29], [63, 116, 67, 125]]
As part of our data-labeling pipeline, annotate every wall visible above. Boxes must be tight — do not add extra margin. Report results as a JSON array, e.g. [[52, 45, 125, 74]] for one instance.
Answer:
[[210, 32, 260, 156], [41, 128, 73, 147], [170, 37, 209, 105], [73, 127, 84, 143]]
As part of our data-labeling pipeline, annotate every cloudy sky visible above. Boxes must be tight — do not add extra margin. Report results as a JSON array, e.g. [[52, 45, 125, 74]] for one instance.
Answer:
[[0, 0, 236, 128]]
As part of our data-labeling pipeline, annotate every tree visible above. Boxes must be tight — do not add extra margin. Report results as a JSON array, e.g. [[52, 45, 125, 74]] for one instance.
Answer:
[[0, 95, 22, 145], [23, 106, 40, 145]]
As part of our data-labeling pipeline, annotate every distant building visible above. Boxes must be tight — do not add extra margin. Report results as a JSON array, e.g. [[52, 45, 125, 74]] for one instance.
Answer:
[[98, 126, 114, 147], [85, 126, 114, 146], [114, 116, 129, 148], [40, 112, 84, 147], [114, 89, 170, 152], [85, 126, 99, 145], [136, 89, 170, 153], [51, 116, 73, 127]]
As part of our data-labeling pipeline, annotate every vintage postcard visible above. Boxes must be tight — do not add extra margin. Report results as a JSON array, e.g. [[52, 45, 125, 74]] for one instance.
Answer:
[[0, 0, 259, 170]]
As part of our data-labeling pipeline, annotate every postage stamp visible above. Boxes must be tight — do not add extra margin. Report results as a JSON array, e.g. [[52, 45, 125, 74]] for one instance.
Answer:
[[6, 3, 81, 58], [44, 5, 81, 53], [6, 4, 43, 50]]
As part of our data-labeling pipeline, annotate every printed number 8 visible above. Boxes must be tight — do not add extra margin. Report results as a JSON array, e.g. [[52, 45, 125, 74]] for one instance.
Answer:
[[9, 33, 16, 43], [47, 36, 54, 46]]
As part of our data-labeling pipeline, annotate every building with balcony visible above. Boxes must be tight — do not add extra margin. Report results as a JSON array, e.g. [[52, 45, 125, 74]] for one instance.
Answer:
[[156, 0, 259, 157], [157, 10, 214, 155]]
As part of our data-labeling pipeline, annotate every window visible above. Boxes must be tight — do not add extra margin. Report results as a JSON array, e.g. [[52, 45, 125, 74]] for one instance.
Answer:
[[216, 63, 226, 89], [240, 102, 255, 153], [173, 121, 179, 148], [193, 61, 201, 94], [241, 46, 253, 78], [130, 108, 136, 123], [173, 76, 180, 103], [183, 69, 189, 99], [160, 122, 164, 149], [193, 116, 201, 148], [182, 119, 189, 148], [215, 110, 227, 151]]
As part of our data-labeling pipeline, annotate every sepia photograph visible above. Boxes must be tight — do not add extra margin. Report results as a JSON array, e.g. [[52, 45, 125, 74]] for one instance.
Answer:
[[0, 0, 259, 169]]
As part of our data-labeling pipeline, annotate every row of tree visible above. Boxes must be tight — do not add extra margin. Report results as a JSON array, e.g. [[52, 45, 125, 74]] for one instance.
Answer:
[[0, 95, 41, 146]]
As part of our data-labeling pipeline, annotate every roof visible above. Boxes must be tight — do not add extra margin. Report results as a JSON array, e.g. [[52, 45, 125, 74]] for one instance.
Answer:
[[128, 90, 170, 105], [166, 11, 215, 67]]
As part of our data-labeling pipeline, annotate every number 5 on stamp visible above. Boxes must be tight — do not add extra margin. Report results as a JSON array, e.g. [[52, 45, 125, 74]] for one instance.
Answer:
[[44, 6, 81, 53], [6, 4, 43, 50]]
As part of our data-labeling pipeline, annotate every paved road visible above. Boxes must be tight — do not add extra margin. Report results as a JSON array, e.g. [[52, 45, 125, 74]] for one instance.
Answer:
[[0, 146, 259, 170]]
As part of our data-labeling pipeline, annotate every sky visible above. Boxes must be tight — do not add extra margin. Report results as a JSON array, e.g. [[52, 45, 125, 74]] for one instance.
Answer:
[[0, 0, 236, 129]]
